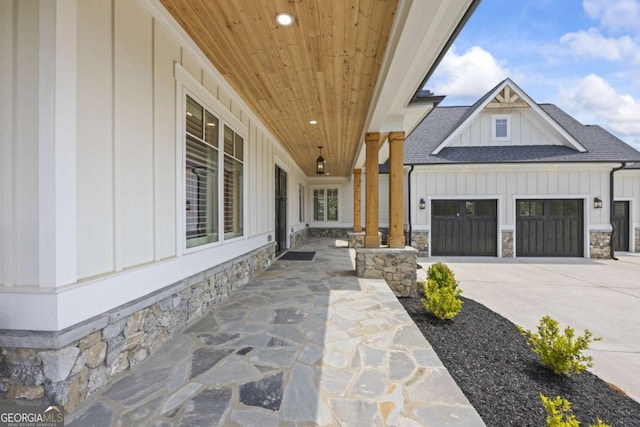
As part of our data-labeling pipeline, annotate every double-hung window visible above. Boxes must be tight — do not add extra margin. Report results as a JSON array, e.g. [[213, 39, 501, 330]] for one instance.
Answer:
[[313, 187, 339, 222], [185, 95, 219, 248], [223, 126, 244, 239]]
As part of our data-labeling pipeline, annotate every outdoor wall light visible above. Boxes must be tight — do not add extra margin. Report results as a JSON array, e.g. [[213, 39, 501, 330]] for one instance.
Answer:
[[419, 198, 426, 210], [594, 197, 603, 209], [316, 146, 325, 175]]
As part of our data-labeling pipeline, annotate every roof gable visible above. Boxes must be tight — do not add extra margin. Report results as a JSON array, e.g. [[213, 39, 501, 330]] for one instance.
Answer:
[[431, 78, 587, 154]]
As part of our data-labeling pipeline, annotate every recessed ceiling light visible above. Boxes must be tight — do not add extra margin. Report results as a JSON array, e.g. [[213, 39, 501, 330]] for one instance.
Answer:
[[309, 120, 318, 125], [276, 12, 294, 26], [186, 112, 193, 117], [206, 122, 216, 127]]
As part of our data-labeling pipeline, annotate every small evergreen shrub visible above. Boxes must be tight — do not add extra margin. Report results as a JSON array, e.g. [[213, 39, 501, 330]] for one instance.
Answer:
[[518, 316, 601, 376], [540, 393, 612, 427], [540, 394, 580, 427], [426, 262, 458, 289], [421, 262, 463, 320]]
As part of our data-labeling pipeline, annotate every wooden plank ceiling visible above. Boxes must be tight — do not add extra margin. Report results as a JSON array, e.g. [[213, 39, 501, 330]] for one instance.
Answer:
[[161, 0, 399, 177]]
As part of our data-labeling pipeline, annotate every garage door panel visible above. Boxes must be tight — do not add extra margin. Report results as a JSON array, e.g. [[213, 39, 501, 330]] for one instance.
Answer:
[[516, 199, 583, 257], [432, 200, 497, 256]]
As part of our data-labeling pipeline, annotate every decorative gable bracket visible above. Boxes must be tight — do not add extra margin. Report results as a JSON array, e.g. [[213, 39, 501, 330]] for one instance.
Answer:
[[486, 85, 529, 109]]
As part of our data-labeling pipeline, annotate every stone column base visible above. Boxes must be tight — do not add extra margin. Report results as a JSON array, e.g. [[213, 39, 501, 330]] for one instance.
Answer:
[[590, 230, 611, 259], [347, 231, 365, 248], [502, 230, 514, 258], [410, 231, 429, 257], [355, 246, 418, 297]]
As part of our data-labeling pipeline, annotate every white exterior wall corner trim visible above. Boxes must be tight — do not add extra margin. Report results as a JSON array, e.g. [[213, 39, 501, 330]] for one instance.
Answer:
[[38, 1, 78, 288], [511, 194, 592, 259], [431, 79, 587, 155], [1, 0, 15, 288]]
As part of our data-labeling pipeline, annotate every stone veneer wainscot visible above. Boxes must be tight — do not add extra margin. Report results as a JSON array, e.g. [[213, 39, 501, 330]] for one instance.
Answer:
[[590, 230, 611, 259], [410, 231, 429, 257], [289, 228, 309, 249], [0, 243, 276, 412], [502, 230, 514, 258]]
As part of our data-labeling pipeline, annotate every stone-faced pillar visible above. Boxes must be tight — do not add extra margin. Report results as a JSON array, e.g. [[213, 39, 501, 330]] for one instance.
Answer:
[[353, 169, 362, 232], [365, 133, 381, 248], [388, 131, 405, 248]]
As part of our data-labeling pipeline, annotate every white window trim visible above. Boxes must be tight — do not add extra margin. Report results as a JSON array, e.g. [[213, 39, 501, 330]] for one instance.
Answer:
[[311, 185, 341, 223], [492, 114, 511, 141], [175, 63, 248, 255]]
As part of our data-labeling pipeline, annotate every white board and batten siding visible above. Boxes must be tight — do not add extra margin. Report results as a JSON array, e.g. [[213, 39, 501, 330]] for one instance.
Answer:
[[449, 109, 564, 148], [615, 170, 640, 228], [409, 164, 614, 229], [0, 0, 307, 331]]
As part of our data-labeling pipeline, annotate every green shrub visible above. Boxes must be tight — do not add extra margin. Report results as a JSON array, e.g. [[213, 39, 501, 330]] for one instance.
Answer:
[[426, 262, 458, 289], [518, 316, 601, 376], [421, 262, 463, 320], [541, 394, 580, 427], [540, 394, 612, 427]]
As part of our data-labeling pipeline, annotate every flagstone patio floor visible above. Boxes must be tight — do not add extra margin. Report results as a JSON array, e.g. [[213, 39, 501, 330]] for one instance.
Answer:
[[67, 238, 484, 426]]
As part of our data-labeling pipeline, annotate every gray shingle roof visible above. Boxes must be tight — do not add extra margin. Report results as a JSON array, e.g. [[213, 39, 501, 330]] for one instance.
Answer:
[[402, 102, 640, 165]]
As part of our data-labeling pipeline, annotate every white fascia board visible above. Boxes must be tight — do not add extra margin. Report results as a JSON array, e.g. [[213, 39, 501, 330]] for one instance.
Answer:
[[431, 79, 511, 155], [352, 0, 474, 171], [412, 162, 617, 173], [509, 82, 587, 153]]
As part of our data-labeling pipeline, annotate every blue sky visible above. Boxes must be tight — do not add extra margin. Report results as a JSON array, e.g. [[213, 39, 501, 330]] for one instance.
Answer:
[[428, 0, 640, 149]]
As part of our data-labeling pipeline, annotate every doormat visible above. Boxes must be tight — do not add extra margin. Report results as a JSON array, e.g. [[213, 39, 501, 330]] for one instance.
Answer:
[[278, 251, 316, 261]]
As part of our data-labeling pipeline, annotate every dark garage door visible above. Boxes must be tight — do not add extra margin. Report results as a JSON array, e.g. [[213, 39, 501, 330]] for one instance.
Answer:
[[431, 200, 497, 256], [516, 199, 583, 257]]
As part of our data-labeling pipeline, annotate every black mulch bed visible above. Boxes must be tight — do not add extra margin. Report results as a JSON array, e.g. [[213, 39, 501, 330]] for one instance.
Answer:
[[399, 296, 640, 427]]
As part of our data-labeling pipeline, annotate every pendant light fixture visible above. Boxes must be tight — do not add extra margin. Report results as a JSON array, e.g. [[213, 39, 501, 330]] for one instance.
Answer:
[[316, 146, 325, 175]]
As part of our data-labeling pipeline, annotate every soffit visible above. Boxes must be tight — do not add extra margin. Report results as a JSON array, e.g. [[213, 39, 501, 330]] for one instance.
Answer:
[[161, 0, 475, 177]]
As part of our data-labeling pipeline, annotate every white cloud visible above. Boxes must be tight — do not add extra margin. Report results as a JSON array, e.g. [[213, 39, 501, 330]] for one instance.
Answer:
[[430, 46, 511, 99], [559, 74, 640, 147], [583, 0, 640, 34], [559, 28, 640, 62]]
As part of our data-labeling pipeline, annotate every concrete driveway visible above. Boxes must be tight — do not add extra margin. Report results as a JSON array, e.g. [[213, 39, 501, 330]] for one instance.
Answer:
[[418, 253, 640, 403]]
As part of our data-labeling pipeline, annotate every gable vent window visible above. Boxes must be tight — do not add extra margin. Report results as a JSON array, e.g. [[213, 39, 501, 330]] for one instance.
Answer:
[[492, 115, 511, 141]]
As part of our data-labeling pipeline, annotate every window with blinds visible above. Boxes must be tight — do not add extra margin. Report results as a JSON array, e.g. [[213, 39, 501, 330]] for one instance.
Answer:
[[223, 125, 243, 239], [185, 95, 219, 248]]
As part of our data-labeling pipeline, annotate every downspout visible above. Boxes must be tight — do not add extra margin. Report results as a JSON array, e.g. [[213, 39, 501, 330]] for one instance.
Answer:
[[609, 162, 627, 260], [407, 165, 415, 246]]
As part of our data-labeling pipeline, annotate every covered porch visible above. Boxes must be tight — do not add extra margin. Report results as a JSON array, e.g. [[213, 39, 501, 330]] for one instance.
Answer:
[[67, 238, 484, 426]]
